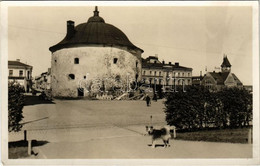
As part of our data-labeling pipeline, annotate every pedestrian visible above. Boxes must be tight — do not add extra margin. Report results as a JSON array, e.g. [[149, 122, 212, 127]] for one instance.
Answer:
[[146, 94, 151, 107], [153, 93, 157, 102]]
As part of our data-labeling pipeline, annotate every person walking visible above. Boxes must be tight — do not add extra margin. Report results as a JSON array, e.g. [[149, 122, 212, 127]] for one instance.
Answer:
[[146, 94, 151, 107], [153, 93, 157, 102]]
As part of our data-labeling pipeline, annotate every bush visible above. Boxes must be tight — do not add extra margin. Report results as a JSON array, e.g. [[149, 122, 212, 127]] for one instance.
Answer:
[[164, 86, 252, 130], [8, 81, 25, 132], [219, 88, 252, 128]]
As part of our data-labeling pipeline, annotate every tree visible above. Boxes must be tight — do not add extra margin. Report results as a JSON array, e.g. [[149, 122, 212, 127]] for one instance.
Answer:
[[8, 81, 25, 132], [219, 88, 252, 128], [164, 86, 253, 130], [164, 86, 209, 130]]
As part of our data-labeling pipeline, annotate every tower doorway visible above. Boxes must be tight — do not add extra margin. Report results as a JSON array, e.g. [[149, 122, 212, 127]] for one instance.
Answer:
[[78, 88, 84, 97]]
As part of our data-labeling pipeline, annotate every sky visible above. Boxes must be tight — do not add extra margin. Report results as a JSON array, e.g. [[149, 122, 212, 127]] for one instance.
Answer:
[[8, 5, 253, 85]]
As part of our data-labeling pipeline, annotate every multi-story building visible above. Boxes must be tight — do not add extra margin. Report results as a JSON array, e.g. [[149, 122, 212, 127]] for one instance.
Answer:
[[35, 68, 51, 90], [141, 56, 192, 87], [8, 59, 33, 92], [201, 55, 243, 91]]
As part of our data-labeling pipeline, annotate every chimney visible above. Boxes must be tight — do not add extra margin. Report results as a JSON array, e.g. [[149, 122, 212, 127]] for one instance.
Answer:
[[66, 20, 75, 39], [162, 61, 165, 64], [169, 62, 172, 65], [16, 59, 20, 62], [175, 62, 179, 67]]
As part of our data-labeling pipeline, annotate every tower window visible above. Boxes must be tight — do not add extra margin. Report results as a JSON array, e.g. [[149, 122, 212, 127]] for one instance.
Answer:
[[74, 58, 79, 64], [69, 74, 75, 80], [136, 61, 138, 68], [113, 58, 118, 64]]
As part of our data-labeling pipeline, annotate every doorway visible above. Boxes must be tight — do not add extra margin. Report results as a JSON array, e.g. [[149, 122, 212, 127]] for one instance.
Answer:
[[77, 88, 84, 97]]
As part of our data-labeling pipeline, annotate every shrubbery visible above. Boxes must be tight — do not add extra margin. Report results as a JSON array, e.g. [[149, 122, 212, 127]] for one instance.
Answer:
[[8, 81, 25, 132], [164, 86, 252, 130]]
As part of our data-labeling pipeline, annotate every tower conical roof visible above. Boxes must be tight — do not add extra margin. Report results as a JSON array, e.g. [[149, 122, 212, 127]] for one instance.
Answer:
[[221, 55, 231, 67]]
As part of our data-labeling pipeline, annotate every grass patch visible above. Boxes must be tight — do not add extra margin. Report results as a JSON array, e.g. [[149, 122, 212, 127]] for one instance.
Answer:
[[9, 140, 49, 159], [9, 146, 29, 159], [175, 127, 252, 144]]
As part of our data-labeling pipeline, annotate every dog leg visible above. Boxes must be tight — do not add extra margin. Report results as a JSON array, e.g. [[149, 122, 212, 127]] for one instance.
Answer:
[[167, 139, 170, 147], [152, 139, 155, 148], [163, 140, 167, 148]]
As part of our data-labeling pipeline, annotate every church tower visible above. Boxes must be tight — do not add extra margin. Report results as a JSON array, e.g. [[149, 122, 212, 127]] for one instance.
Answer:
[[221, 54, 231, 73]]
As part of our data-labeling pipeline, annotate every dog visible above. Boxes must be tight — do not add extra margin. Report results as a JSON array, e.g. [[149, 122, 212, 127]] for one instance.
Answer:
[[145, 125, 172, 148]]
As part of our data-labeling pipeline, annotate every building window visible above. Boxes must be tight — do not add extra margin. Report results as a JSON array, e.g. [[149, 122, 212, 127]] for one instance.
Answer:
[[69, 74, 75, 80], [74, 58, 79, 64], [27, 71, 30, 79], [9, 70, 13, 76], [150, 71, 152, 75], [19, 70, 23, 77], [143, 70, 146, 75], [136, 61, 138, 68], [188, 73, 190, 77], [114, 58, 118, 64], [154, 71, 157, 76], [84, 76, 86, 79], [55, 59, 57, 63], [178, 72, 180, 77], [182, 73, 185, 77], [159, 72, 161, 76]]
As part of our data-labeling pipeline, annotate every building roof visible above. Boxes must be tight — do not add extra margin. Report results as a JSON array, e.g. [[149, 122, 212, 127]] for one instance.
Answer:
[[221, 56, 231, 67], [142, 61, 192, 71], [8, 61, 32, 68], [232, 73, 243, 85], [208, 72, 243, 85], [208, 72, 229, 85], [49, 7, 143, 53]]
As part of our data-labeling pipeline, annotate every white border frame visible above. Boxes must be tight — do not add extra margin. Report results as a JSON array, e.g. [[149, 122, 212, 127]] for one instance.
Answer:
[[1, 1, 259, 165]]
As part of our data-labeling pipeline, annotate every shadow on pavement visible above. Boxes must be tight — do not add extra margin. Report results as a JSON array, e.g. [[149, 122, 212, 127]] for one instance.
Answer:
[[9, 140, 49, 148], [147, 144, 171, 148], [24, 95, 55, 106]]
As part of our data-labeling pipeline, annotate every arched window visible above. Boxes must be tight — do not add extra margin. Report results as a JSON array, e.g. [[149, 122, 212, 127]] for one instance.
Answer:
[[74, 58, 79, 64], [69, 74, 75, 80]]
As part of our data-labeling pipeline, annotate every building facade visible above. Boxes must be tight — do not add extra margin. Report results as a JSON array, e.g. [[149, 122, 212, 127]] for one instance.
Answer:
[[201, 55, 243, 91], [141, 56, 192, 87], [49, 7, 143, 98], [35, 68, 51, 90], [8, 59, 33, 92]]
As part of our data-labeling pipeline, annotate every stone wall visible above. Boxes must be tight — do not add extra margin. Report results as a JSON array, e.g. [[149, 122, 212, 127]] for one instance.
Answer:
[[51, 45, 142, 98]]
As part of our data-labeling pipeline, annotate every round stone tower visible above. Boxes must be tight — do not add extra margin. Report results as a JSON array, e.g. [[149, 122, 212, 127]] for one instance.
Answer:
[[49, 7, 143, 98]]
